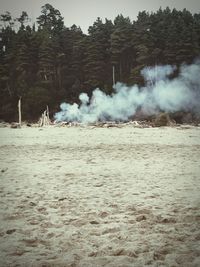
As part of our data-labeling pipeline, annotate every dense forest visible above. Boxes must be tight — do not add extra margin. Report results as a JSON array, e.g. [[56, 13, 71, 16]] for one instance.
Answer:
[[0, 4, 200, 121]]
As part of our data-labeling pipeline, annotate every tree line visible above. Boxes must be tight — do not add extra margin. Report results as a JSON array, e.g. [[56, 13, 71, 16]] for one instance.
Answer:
[[0, 4, 200, 121]]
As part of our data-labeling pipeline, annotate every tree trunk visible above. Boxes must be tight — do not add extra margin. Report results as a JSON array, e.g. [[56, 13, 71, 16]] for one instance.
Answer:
[[18, 97, 22, 127], [112, 65, 115, 86]]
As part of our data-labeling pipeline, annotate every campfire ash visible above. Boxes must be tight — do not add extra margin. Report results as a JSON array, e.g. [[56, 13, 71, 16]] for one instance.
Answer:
[[54, 61, 200, 124]]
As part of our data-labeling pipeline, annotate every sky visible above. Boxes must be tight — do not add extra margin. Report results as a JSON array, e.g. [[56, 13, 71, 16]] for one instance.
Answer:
[[1, 0, 200, 33]]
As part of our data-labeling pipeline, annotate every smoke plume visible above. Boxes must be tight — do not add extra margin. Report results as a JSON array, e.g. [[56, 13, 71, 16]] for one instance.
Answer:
[[54, 61, 200, 123]]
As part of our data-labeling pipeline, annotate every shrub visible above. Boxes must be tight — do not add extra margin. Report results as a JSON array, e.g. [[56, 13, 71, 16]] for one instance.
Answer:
[[154, 113, 170, 127]]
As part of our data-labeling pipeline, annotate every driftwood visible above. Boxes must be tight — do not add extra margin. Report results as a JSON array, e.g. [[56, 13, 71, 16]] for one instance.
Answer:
[[10, 122, 21, 129], [53, 120, 155, 128], [39, 106, 51, 127], [18, 98, 22, 127], [54, 121, 81, 127], [89, 123, 122, 129]]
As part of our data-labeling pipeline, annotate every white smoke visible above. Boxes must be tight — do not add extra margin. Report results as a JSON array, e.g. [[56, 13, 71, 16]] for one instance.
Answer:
[[54, 61, 200, 123]]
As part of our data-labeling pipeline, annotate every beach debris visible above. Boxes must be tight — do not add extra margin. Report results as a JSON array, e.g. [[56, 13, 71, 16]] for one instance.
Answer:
[[99, 211, 109, 218], [94, 183, 103, 187], [29, 201, 37, 206], [53, 120, 155, 128], [10, 122, 21, 129], [58, 197, 67, 201], [160, 217, 177, 223], [153, 251, 166, 261], [6, 229, 16, 235], [9, 249, 28, 256], [0, 121, 9, 127], [154, 112, 172, 127], [2, 112, 200, 128], [1, 168, 8, 173], [90, 220, 99, 224], [38, 106, 51, 127], [136, 214, 147, 221], [112, 248, 138, 257]]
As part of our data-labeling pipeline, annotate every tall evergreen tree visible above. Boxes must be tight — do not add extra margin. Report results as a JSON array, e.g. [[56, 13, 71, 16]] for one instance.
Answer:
[[110, 15, 133, 83], [37, 4, 64, 35], [84, 18, 114, 92]]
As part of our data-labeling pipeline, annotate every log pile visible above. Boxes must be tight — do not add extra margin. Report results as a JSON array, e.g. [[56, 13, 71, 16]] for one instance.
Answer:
[[87, 120, 156, 128], [1, 110, 200, 129], [53, 120, 154, 128], [52, 113, 179, 128]]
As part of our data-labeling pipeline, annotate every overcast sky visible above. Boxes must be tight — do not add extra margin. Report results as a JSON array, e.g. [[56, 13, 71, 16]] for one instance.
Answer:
[[1, 0, 200, 33]]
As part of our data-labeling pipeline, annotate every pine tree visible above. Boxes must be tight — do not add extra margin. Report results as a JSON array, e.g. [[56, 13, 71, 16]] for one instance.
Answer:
[[111, 15, 133, 83], [37, 4, 64, 35], [0, 12, 16, 120], [129, 11, 152, 84], [84, 18, 114, 92]]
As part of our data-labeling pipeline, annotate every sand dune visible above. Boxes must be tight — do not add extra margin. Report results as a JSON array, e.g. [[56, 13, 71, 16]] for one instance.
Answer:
[[0, 126, 200, 267]]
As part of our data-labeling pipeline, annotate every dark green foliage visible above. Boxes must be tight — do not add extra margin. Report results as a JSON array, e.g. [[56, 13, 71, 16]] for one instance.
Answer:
[[111, 15, 133, 83], [85, 18, 114, 91], [0, 5, 200, 121], [37, 4, 64, 34], [23, 86, 52, 119]]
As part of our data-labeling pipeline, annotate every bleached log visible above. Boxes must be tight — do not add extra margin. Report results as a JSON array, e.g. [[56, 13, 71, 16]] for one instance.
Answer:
[[38, 108, 51, 127], [46, 105, 50, 124], [112, 65, 115, 86], [18, 98, 22, 127]]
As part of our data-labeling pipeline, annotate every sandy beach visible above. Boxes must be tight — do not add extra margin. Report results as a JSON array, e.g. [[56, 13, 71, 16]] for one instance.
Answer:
[[0, 125, 200, 267]]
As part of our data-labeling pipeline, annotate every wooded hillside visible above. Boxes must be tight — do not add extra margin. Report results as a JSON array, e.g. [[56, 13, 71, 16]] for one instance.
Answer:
[[0, 4, 200, 121]]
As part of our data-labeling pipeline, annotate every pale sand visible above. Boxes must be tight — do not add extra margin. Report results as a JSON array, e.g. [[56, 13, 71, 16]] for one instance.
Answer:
[[0, 126, 200, 267]]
